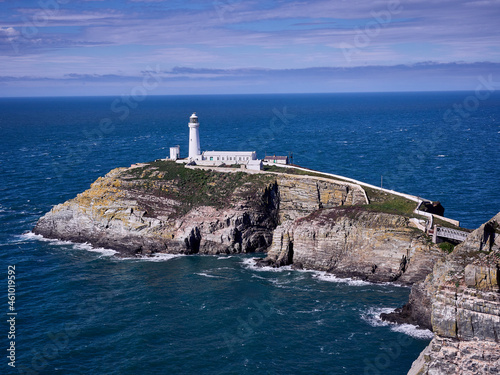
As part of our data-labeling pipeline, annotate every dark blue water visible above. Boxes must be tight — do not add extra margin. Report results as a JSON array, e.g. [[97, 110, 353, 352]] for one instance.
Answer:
[[1, 93, 499, 374]]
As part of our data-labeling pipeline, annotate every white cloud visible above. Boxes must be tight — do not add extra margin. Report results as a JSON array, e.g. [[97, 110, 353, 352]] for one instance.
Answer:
[[1, 0, 499, 95]]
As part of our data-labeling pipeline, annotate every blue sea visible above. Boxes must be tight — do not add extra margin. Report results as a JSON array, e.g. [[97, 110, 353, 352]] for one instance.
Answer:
[[1, 93, 499, 375]]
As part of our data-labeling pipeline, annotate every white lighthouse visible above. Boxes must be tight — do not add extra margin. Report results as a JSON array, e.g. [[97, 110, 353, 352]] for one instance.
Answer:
[[188, 112, 201, 160], [166, 112, 262, 170]]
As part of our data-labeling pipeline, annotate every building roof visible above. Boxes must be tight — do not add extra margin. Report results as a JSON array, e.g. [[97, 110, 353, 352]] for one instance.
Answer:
[[264, 155, 288, 160]]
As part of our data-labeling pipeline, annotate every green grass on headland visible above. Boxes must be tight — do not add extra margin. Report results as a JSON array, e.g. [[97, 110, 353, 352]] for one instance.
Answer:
[[362, 196, 418, 216], [122, 160, 275, 216], [433, 217, 471, 232]]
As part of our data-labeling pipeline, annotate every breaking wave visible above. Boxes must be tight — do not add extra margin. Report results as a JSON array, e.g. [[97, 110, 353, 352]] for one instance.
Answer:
[[20, 232, 117, 256], [361, 307, 434, 340]]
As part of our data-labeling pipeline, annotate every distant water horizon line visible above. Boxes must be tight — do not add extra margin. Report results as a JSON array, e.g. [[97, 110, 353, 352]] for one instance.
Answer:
[[0, 89, 496, 100]]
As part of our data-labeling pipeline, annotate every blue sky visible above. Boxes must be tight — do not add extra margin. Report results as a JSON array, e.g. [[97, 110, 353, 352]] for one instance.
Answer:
[[1, 0, 499, 96]]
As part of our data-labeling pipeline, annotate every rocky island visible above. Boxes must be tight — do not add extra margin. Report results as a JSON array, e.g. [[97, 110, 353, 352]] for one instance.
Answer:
[[34, 160, 499, 374], [34, 160, 444, 283]]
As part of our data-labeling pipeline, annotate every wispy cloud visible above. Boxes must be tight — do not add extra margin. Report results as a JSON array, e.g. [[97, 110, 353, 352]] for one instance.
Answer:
[[0, 0, 499, 96], [2, 62, 499, 95]]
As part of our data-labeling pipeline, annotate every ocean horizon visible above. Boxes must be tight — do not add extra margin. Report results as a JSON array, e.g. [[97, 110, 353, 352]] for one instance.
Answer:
[[1, 89, 491, 98]]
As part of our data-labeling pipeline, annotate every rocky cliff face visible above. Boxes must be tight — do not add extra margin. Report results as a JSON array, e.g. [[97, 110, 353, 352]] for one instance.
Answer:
[[402, 213, 500, 374], [260, 207, 443, 285], [34, 161, 367, 257], [275, 175, 367, 222], [35, 163, 279, 256]]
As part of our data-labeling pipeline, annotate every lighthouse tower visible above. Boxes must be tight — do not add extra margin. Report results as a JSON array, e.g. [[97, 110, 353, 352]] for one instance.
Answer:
[[188, 112, 201, 159]]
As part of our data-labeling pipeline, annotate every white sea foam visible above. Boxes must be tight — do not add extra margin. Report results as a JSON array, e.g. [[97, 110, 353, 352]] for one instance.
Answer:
[[71, 243, 118, 257], [391, 323, 434, 339], [312, 271, 372, 286], [268, 277, 290, 286], [240, 257, 292, 272], [318, 273, 408, 288], [242, 258, 387, 287], [195, 272, 224, 279], [22, 232, 191, 261], [20, 231, 56, 242], [120, 253, 184, 262], [217, 256, 233, 260], [18, 231, 42, 240], [20, 231, 117, 256], [215, 267, 232, 271], [251, 274, 266, 280], [297, 308, 323, 314], [7, 233, 35, 245], [361, 307, 395, 327], [361, 307, 434, 339]]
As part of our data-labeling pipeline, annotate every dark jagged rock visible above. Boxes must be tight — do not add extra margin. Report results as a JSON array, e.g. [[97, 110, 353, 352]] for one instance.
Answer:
[[381, 281, 434, 329]]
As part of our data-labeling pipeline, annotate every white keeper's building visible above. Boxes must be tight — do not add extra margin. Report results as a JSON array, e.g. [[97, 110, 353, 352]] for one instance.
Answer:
[[169, 113, 263, 171]]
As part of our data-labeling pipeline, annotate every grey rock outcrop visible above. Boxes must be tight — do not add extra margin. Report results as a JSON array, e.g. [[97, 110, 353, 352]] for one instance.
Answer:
[[406, 212, 500, 374], [275, 175, 367, 221], [260, 207, 444, 285]]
